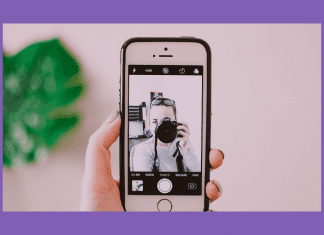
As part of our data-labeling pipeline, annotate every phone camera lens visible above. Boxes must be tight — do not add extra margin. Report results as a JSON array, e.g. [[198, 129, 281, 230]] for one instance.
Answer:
[[164, 47, 168, 51]]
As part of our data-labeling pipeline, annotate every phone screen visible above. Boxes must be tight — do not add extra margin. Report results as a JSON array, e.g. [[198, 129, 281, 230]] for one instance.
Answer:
[[128, 65, 203, 196]]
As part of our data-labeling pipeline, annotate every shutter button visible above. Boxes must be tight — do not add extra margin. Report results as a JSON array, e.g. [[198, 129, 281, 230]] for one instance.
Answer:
[[157, 178, 172, 193]]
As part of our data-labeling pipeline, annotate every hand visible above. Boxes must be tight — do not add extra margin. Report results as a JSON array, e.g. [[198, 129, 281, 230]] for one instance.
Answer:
[[176, 121, 190, 151], [80, 110, 224, 211]]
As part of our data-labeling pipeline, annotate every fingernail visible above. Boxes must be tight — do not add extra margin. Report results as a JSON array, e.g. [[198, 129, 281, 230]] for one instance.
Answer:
[[212, 181, 223, 197], [207, 209, 214, 212], [218, 149, 225, 159], [106, 110, 119, 123]]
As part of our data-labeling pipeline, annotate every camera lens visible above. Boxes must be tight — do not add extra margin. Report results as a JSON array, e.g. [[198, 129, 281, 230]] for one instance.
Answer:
[[164, 47, 168, 51], [156, 118, 178, 143]]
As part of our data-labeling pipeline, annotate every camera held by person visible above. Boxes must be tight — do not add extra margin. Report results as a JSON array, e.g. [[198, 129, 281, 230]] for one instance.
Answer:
[[155, 117, 183, 144]]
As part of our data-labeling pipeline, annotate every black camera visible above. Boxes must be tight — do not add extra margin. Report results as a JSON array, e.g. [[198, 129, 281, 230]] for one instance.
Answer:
[[155, 117, 182, 143]]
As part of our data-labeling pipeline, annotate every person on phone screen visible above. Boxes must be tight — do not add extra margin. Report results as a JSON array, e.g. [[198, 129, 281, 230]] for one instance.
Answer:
[[132, 97, 201, 172]]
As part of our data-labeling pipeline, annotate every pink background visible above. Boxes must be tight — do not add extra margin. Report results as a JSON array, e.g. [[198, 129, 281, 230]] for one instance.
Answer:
[[3, 24, 321, 211]]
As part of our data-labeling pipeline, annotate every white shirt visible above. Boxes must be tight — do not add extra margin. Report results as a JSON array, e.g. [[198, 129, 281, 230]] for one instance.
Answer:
[[133, 138, 201, 172]]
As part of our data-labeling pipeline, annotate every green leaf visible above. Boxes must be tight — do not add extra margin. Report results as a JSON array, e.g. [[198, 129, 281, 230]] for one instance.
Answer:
[[3, 39, 86, 168], [43, 116, 79, 147]]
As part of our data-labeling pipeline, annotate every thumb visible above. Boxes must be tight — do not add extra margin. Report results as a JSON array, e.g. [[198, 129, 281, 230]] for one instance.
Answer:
[[96, 111, 121, 148], [82, 110, 123, 211], [92, 111, 121, 182]]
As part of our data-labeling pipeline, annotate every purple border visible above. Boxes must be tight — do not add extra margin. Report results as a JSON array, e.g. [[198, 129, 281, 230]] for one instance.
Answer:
[[1, 0, 323, 234]]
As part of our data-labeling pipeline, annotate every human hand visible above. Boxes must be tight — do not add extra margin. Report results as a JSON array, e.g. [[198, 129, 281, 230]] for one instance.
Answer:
[[80, 110, 123, 211], [80, 110, 224, 211], [176, 121, 190, 151]]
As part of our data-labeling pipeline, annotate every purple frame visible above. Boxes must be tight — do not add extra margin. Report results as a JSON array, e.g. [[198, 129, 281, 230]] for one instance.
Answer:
[[1, 0, 323, 234]]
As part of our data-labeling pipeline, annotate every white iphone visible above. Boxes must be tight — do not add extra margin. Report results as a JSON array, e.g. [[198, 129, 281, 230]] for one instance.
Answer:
[[119, 37, 211, 211]]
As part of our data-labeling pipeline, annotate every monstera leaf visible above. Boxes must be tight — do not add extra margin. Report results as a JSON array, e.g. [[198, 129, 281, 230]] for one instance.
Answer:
[[3, 39, 85, 168]]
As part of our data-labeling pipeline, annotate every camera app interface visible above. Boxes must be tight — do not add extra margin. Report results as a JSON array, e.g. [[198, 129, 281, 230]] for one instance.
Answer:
[[128, 65, 203, 195]]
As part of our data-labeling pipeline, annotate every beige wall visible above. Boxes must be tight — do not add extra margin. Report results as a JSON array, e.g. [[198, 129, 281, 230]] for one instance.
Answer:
[[3, 24, 321, 211]]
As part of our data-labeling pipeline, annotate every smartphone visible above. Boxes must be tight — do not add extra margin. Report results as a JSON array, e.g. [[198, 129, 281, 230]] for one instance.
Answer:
[[119, 37, 211, 211]]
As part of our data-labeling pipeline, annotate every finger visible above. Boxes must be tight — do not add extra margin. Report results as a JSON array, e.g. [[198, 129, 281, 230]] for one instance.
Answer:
[[177, 130, 189, 138], [84, 110, 120, 175], [88, 119, 123, 211], [177, 121, 190, 130], [176, 132, 189, 143], [115, 179, 121, 192], [97, 112, 121, 149], [209, 149, 224, 170], [115, 179, 120, 187], [81, 110, 124, 211], [177, 125, 190, 135], [85, 111, 120, 191], [91, 113, 121, 182], [89, 110, 119, 143], [177, 128, 190, 140], [179, 121, 189, 129], [206, 180, 223, 203]]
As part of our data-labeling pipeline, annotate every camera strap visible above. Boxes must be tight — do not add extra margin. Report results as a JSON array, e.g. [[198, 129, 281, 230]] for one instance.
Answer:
[[153, 138, 184, 172], [153, 134, 159, 172], [173, 141, 184, 172]]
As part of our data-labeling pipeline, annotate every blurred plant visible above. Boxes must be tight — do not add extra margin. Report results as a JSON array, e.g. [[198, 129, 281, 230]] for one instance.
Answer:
[[3, 38, 85, 168]]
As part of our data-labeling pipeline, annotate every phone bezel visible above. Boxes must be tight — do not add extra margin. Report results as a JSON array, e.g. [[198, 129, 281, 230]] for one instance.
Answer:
[[120, 37, 211, 211]]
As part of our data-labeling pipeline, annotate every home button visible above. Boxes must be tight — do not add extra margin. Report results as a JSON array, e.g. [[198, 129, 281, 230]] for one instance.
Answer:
[[157, 199, 172, 212], [157, 178, 172, 193]]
